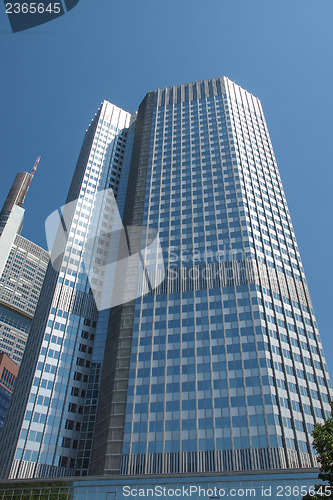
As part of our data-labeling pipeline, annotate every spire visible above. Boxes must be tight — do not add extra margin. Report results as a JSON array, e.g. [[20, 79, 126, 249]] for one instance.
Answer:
[[21, 156, 41, 205]]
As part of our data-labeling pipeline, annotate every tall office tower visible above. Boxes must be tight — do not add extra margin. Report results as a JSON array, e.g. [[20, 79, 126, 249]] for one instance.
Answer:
[[0, 171, 49, 364], [0, 102, 132, 479], [0, 78, 331, 482], [90, 78, 333, 476]]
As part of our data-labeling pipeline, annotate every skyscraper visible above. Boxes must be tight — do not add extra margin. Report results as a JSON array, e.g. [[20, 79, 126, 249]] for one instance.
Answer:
[[90, 78, 333, 477], [0, 169, 49, 364], [0, 102, 132, 479], [0, 77, 331, 483]]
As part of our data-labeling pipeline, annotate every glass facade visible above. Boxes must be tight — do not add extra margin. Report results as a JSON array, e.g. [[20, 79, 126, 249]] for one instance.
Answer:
[[91, 78, 333, 476], [0, 77, 331, 482], [0, 353, 19, 433], [0, 385, 11, 432], [0, 102, 132, 480]]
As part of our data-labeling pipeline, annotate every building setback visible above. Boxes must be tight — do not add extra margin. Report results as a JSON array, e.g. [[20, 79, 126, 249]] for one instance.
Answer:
[[0, 78, 331, 482]]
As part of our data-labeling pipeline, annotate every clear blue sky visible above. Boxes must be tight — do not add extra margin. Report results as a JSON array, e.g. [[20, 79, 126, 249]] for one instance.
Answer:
[[0, 0, 332, 374]]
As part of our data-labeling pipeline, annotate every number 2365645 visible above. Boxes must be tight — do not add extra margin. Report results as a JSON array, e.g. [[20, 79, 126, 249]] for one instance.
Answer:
[[5, 3, 62, 14]]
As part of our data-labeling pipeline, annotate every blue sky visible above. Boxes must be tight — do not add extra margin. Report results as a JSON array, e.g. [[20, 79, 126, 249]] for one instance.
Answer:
[[0, 0, 332, 373]]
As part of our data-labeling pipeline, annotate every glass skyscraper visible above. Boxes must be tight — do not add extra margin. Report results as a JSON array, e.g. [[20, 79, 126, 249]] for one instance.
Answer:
[[0, 77, 331, 482], [0, 101, 132, 479]]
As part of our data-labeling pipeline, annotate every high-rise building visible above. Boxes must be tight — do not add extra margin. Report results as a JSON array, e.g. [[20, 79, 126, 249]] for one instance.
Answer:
[[0, 102, 132, 479], [0, 170, 49, 364], [0, 78, 331, 486]]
